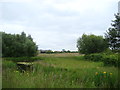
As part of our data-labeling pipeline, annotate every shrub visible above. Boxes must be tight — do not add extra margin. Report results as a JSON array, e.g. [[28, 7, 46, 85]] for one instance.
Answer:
[[102, 54, 119, 67], [84, 53, 119, 67], [84, 53, 103, 62]]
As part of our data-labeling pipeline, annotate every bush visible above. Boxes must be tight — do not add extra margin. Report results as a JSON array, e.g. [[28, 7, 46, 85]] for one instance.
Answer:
[[84, 53, 119, 67], [84, 53, 103, 62], [102, 54, 119, 67]]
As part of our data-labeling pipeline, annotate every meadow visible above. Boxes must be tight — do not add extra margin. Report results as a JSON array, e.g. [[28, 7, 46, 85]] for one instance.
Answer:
[[2, 53, 119, 88]]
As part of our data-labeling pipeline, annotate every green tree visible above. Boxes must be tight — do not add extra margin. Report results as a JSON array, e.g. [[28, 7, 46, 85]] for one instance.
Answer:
[[28, 34, 33, 41], [2, 32, 38, 57], [105, 13, 120, 52], [77, 34, 108, 54]]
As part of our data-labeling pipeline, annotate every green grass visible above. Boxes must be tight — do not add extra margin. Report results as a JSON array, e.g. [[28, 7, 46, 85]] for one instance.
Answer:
[[4, 57, 42, 62], [2, 53, 119, 88]]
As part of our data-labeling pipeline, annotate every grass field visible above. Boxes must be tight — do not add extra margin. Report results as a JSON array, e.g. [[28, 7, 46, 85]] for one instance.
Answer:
[[2, 53, 119, 88]]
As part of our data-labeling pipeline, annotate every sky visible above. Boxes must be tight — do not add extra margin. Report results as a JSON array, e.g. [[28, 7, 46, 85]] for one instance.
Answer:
[[0, 0, 119, 51]]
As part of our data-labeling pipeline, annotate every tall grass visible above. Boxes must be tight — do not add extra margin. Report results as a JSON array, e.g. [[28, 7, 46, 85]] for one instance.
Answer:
[[3, 57, 43, 62], [2, 54, 119, 88]]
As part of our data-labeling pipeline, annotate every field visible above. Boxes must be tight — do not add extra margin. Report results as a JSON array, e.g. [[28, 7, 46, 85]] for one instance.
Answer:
[[2, 53, 119, 88]]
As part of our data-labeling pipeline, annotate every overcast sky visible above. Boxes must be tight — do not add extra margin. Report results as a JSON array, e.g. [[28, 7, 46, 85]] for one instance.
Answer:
[[0, 0, 119, 51]]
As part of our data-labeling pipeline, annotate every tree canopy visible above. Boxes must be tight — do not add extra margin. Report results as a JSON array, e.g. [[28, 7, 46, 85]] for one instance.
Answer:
[[77, 34, 108, 54], [105, 13, 120, 52], [1, 32, 38, 57]]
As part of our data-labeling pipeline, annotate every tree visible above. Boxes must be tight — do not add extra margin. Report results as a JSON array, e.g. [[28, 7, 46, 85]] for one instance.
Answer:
[[77, 34, 108, 54], [105, 13, 120, 52], [28, 34, 33, 41], [2, 32, 38, 57]]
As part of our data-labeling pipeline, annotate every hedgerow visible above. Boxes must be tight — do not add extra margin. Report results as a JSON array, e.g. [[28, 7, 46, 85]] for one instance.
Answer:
[[84, 53, 119, 67]]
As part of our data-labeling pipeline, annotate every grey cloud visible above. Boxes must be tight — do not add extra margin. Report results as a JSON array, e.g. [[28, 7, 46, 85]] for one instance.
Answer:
[[1, 1, 118, 51]]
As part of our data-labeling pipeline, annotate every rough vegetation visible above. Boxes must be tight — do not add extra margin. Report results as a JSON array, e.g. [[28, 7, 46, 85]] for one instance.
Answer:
[[84, 53, 119, 67], [2, 13, 120, 88], [2, 54, 119, 88]]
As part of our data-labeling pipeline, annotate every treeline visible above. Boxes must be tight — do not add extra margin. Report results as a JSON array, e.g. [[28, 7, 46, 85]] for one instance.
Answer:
[[39, 50, 78, 54], [2, 32, 38, 57]]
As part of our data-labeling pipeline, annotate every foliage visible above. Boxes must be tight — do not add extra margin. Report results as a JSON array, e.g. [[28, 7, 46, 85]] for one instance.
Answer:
[[77, 34, 108, 54], [1, 32, 38, 57], [4, 57, 42, 62], [2, 60, 17, 69], [40, 50, 54, 54], [94, 71, 117, 88], [102, 48, 113, 55], [2, 55, 119, 88], [40, 50, 78, 54], [105, 13, 120, 52], [102, 54, 119, 67], [84, 53, 103, 62], [84, 53, 119, 67]]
